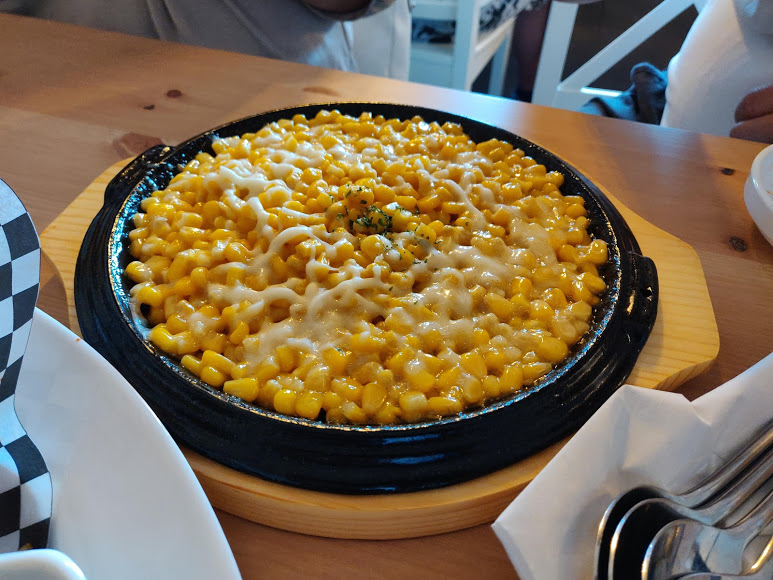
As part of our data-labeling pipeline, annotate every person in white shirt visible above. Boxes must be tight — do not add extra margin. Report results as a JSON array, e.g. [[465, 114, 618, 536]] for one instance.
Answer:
[[660, 0, 773, 142], [0, 0, 397, 72], [582, 0, 773, 143]]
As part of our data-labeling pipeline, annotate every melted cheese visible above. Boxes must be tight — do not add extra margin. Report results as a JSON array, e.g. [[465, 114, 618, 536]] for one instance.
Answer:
[[126, 110, 608, 424]]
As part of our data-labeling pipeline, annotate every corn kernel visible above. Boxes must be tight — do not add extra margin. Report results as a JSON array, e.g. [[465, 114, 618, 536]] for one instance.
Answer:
[[460, 375, 484, 404], [536, 336, 569, 364], [500, 364, 524, 392], [413, 223, 436, 243], [202, 350, 233, 374], [483, 350, 506, 374], [254, 357, 281, 383], [181, 354, 202, 375], [150, 325, 176, 354], [342, 401, 368, 424], [201, 365, 227, 388], [485, 292, 516, 321], [405, 368, 435, 392], [351, 332, 387, 353], [428, 396, 462, 416], [461, 352, 487, 379], [398, 391, 429, 414], [360, 235, 384, 260], [580, 271, 606, 294], [200, 332, 227, 354], [126, 261, 152, 283], [322, 348, 350, 375], [276, 345, 297, 372], [472, 328, 490, 347], [523, 362, 552, 384], [229, 320, 249, 345], [136, 285, 166, 308], [362, 382, 388, 414], [274, 389, 297, 415], [224, 378, 260, 402], [482, 375, 501, 397], [176, 331, 199, 355], [436, 366, 461, 389], [296, 391, 323, 420]]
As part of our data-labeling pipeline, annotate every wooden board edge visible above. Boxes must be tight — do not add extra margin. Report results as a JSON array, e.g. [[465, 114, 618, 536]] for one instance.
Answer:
[[184, 446, 548, 539]]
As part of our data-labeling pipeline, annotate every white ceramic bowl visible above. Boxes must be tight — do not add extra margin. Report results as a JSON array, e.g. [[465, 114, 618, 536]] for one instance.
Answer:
[[744, 143, 773, 246], [0, 550, 85, 580]]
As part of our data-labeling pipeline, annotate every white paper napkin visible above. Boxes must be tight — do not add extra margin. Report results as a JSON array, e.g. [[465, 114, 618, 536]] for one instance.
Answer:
[[492, 352, 773, 580]]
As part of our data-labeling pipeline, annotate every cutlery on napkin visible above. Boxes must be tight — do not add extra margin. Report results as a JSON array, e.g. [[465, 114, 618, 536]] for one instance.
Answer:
[[0, 178, 52, 552], [493, 352, 773, 580]]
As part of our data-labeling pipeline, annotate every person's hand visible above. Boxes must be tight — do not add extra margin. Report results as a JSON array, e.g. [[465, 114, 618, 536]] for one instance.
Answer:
[[731, 84, 773, 144]]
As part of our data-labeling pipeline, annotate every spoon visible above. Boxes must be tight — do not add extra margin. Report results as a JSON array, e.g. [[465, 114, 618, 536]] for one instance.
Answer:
[[642, 485, 773, 580], [607, 442, 773, 580], [593, 420, 773, 580], [677, 534, 773, 579]]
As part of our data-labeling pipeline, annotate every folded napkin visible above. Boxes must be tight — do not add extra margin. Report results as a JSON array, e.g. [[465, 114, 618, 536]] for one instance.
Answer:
[[0, 180, 51, 552], [493, 352, 773, 580]]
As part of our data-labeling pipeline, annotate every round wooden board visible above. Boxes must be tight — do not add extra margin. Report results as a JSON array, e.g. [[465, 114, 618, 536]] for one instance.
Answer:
[[40, 159, 719, 539]]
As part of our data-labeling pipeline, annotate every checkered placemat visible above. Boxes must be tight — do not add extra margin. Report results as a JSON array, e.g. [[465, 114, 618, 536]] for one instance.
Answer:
[[0, 179, 51, 552]]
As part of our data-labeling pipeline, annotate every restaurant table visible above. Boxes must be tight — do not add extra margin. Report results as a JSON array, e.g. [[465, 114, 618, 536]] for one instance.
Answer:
[[2, 12, 772, 580]]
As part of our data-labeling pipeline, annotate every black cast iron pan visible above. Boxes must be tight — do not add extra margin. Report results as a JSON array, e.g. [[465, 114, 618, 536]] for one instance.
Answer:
[[75, 102, 658, 494]]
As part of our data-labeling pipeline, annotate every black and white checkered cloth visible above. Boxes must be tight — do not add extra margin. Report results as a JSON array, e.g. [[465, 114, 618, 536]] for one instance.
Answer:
[[0, 179, 51, 552]]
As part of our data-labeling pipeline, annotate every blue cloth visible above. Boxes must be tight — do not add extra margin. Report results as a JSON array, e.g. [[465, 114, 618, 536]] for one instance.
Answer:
[[580, 63, 668, 125]]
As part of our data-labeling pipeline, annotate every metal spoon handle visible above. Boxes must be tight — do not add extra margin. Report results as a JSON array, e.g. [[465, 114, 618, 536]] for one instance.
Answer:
[[598, 423, 773, 580], [681, 420, 773, 507], [697, 442, 773, 525], [608, 447, 773, 580], [675, 522, 773, 580], [679, 547, 773, 579], [726, 486, 773, 542]]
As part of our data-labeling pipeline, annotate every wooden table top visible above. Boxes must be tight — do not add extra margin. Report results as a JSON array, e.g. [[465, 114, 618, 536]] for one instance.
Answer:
[[2, 12, 772, 579]]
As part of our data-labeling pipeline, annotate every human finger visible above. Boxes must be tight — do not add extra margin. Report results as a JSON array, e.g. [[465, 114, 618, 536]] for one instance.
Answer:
[[729, 113, 773, 144], [734, 84, 773, 122]]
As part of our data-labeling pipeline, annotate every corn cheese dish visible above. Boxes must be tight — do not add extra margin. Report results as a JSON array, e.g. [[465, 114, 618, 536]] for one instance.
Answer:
[[125, 110, 608, 425]]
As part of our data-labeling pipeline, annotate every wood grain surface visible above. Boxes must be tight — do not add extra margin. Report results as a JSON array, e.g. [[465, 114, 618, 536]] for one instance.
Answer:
[[3, 12, 772, 579]]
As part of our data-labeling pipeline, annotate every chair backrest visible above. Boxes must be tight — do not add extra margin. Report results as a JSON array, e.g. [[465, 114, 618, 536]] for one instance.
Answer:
[[532, 0, 708, 110], [409, 0, 515, 94]]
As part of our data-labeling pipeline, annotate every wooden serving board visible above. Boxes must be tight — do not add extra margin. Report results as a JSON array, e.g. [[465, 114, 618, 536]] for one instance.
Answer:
[[40, 159, 719, 540]]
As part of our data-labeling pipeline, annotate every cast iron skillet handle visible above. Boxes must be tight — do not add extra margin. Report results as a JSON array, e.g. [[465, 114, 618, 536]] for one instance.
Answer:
[[103, 144, 172, 205], [620, 253, 659, 347]]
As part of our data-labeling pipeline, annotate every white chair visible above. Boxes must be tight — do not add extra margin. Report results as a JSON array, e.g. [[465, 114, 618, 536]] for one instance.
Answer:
[[532, 0, 709, 110], [408, 0, 515, 95]]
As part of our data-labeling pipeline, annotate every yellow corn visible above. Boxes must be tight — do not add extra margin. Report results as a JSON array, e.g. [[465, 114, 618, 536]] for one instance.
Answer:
[[200, 365, 227, 388], [125, 111, 608, 424], [223, 378, 260, 402], [461, 352, 487, 379]]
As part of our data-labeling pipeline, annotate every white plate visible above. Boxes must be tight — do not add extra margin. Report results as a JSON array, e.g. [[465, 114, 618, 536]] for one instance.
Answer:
[[14, 310, 241, 580]]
